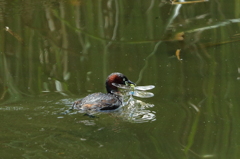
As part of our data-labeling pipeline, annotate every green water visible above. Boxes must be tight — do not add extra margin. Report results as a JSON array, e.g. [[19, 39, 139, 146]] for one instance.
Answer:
[[1, 0, 240, 158]]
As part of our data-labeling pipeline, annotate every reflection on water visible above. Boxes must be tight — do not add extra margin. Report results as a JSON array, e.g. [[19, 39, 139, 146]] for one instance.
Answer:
[[77, 119, 96, 126], [1, 0, 240, 158], [0, 97, 155, 158]]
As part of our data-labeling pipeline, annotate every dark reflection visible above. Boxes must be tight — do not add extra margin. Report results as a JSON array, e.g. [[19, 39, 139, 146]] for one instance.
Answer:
[[1, 0, 240, 158]]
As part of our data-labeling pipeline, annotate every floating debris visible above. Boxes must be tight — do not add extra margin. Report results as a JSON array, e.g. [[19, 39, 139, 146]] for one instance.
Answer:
[[175, 49, 182, 62], [5, 26, 24, 44]]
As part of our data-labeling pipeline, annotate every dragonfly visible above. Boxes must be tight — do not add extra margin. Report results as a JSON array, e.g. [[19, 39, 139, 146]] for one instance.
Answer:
[[112, 83, 155, 98]]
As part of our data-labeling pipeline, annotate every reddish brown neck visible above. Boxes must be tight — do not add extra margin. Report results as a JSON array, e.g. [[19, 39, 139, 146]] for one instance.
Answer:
[[106, 81, 119, 93]]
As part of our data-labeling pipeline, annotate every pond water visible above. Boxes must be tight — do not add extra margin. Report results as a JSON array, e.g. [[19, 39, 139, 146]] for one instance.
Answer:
[[1, 0, 240, 158]]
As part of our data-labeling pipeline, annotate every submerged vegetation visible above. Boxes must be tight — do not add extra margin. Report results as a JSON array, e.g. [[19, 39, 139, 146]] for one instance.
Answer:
[[0, 0, 240, 158]]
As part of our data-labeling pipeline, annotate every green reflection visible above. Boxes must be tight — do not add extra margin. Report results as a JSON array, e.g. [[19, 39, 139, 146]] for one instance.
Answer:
[[1, 0, 240, 159]]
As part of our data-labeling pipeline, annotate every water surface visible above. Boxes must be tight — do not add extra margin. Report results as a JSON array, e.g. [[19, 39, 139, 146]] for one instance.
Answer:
[[1, 0, 240, 158]]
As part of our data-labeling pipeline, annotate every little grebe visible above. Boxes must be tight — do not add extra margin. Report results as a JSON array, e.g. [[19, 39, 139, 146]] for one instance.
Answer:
[[72, 72, 135, 111]]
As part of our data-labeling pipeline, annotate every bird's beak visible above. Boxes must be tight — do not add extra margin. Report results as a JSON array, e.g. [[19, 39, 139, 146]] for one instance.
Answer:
[[126, 80, 136, 86]]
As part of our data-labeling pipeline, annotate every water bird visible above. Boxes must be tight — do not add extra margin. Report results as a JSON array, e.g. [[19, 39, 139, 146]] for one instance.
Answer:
[[72, 72, 135, 111]]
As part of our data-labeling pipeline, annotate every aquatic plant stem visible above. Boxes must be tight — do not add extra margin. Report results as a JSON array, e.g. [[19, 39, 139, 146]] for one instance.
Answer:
[[136, 2, 183, 83]]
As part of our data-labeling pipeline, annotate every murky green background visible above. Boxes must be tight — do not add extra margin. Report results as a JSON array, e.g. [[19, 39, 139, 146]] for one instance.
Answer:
[[1, 0, 240, 158]]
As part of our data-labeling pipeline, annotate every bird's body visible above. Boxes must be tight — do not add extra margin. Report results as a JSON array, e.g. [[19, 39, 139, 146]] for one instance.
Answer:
[[72, 72, 134, 111]]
